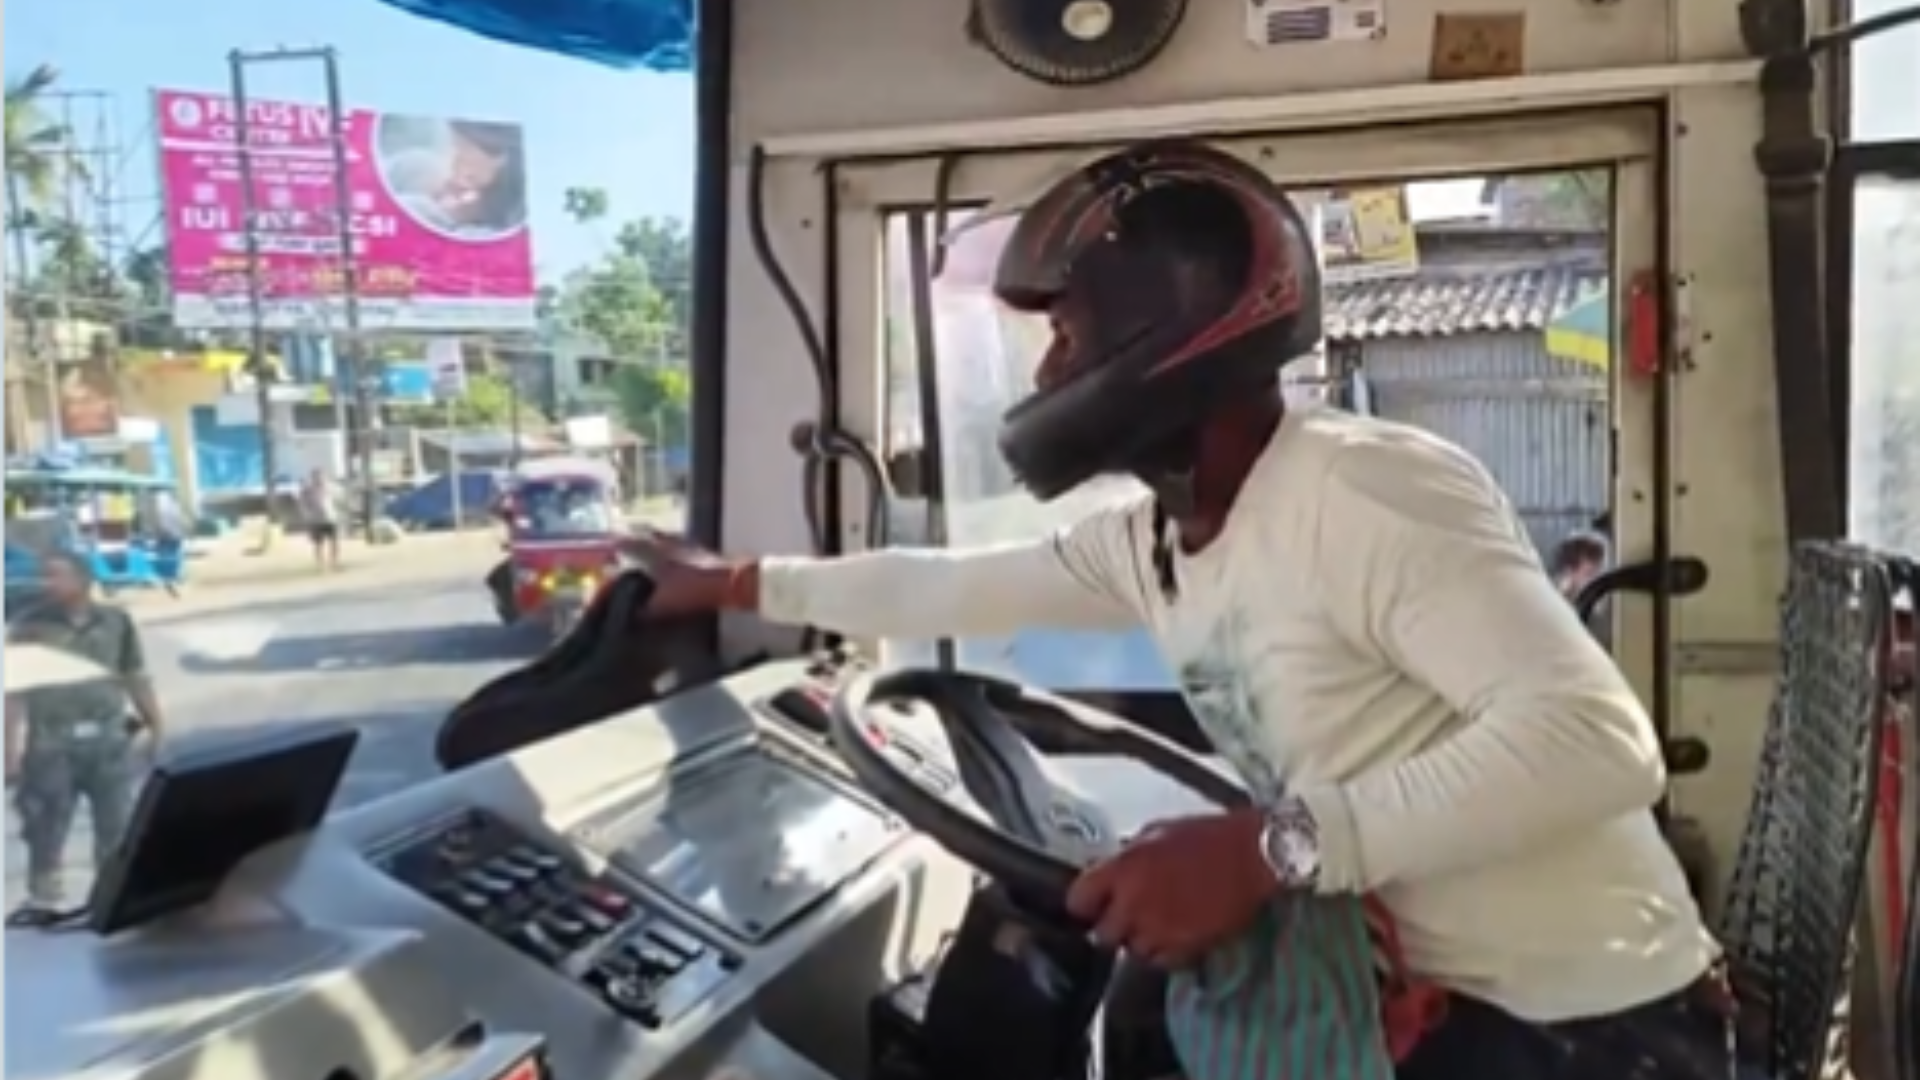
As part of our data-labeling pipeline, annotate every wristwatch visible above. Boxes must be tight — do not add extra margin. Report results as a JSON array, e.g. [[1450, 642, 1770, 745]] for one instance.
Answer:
[[1259, 798, 1323, 889]]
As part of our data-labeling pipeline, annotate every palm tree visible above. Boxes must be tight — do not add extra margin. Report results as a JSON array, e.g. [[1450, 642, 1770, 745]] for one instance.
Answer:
[[6, 65, 71, 209], [6, 65, 85, 302], [5, 65, 85, 256], [6, 64, 89, 445]]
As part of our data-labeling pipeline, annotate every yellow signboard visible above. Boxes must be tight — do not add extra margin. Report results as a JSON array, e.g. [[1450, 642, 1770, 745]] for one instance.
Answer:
[[1320, 187, 1420, 284]]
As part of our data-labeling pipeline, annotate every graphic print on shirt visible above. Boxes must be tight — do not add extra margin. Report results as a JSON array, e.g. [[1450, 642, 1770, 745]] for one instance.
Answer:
[[1177, 609, 1284, 801]]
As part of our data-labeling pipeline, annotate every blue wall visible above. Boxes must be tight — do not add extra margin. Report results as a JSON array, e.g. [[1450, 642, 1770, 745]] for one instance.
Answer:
[[148, 427, 177, 484], [191, 405, 266, 495]]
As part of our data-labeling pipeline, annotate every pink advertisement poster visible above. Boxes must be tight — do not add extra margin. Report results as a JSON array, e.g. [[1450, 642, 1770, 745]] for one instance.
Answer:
[[155, 89, 536, 331]]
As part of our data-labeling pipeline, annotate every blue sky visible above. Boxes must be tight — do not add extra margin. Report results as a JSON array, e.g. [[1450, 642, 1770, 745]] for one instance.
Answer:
[[5, 0, 695, 282]]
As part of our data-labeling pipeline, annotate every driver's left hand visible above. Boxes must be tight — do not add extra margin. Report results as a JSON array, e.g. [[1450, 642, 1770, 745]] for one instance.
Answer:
[[1066, 808, 1282, 969]]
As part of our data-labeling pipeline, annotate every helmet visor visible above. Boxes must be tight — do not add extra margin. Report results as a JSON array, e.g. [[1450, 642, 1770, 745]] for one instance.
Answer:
[[936, 149, 1118, 304], [918, 207, 1057, 418]]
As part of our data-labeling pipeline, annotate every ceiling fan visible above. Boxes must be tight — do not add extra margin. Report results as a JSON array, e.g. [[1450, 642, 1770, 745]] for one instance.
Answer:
[[966, 0, 1190, 87]]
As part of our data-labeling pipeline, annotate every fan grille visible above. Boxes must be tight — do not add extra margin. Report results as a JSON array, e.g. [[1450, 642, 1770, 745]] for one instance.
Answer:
[[969, 0, 1190, 87]]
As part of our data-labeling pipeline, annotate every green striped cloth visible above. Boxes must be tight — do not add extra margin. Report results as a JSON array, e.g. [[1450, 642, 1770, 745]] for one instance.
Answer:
[[1165, 896, 1395, 1080]]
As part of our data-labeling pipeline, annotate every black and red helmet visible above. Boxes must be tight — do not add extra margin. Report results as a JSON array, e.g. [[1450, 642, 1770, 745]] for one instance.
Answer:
[[977, 140, 1321, 501]]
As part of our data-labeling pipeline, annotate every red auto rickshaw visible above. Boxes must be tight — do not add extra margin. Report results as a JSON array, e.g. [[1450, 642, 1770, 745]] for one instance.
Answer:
[[492, 457, 623, 638]]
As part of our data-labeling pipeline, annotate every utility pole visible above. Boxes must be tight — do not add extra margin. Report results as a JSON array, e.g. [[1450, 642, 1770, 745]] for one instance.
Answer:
[[227, 51, 279, 526], [480, 337, 525, 469], [228, 46, 373, 532], [319, 53, 377, 534]]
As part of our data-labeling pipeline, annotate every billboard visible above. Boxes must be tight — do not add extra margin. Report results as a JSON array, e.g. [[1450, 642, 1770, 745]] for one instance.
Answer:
[[1319, 186, 1419, 285], [155, 89, 536, 332], [58, 358, 120, 439]]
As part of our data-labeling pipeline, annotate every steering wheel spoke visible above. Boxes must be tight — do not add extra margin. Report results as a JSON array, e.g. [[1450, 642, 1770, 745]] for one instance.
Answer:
[[828, 667, 1240, 904]]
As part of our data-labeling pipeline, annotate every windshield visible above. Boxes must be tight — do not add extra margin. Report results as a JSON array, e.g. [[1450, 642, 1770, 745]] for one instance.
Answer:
[[4, 3, 693, 913], [514, 480, 616, 536]]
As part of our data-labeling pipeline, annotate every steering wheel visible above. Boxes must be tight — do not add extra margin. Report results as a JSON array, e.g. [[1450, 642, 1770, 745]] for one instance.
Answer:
[[828, 667, 1248, 901]]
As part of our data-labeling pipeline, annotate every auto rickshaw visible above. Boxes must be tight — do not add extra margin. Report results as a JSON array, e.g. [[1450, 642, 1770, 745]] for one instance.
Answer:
[[4, 462, 189, 600], [490, 457, 623, 638]]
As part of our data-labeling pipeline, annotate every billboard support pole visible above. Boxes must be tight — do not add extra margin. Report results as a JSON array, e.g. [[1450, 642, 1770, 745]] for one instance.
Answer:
[[226, 45, 377, 536], [227, 50, 280, 535], [318, 50, 377, 536]]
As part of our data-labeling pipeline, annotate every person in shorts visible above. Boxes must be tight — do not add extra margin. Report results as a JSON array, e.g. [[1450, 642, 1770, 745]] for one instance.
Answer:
[[299, 468, 343, 571]]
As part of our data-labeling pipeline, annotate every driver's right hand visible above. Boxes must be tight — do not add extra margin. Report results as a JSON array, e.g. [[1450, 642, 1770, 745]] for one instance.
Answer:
[[623, 529, 754, 618]]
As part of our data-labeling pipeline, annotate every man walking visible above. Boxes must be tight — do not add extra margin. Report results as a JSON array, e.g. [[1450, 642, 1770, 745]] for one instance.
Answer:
[[299, 467, 343, 571], [5, 551, 164, 912]]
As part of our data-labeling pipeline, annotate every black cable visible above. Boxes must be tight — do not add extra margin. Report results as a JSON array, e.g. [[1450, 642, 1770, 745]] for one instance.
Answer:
[[929, 154, 961, 280], [1809, 3, 1920, 55], [904, 211, 956, 671], [745, 144, 892, 562]]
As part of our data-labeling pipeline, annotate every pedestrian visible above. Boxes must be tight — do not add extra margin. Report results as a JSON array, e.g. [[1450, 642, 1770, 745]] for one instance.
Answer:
[[1549, 530, 1611, 605], [299, 467, 343, 571], [4, 550, 166, 913]]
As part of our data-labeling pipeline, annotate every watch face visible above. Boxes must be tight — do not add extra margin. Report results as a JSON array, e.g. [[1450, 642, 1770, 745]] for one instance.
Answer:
[[1263, 813, 1322, 885]]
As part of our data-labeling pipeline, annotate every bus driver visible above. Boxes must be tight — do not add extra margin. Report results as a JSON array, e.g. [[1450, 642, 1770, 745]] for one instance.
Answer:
[[630, 142, 1729, 1080]]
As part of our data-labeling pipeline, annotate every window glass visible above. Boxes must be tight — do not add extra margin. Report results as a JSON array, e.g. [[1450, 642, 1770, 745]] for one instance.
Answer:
[[1848, 175, 1920, 554], [3, 1, 693, 911], [1852, 0, 1920, 142]]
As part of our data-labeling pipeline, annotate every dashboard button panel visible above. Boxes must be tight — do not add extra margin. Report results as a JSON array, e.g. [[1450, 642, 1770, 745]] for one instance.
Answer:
[[379, 809, 737, 1029]]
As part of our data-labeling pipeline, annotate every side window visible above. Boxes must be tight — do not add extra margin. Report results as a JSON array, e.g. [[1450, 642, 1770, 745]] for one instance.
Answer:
[[1846, 171, 1920, 554], [1852, 0, 1920, 143], [1845, 0, 1919, 553]]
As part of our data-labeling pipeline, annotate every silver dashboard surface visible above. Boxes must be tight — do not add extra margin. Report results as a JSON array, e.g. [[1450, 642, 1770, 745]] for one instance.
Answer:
[[571, 745, 903, 942], [2, 655, 1219, 1080]]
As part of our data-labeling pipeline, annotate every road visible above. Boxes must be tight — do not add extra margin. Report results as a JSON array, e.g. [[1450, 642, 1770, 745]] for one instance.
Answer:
[[4, 550, 533, 911]]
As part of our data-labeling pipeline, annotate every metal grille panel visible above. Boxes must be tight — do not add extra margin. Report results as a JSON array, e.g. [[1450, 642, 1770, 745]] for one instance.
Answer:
[[1886, 557, 1919, 1080], [1719, 543, 1893, 1080]]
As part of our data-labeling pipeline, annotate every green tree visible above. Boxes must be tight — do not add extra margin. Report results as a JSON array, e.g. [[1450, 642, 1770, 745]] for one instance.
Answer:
[[610, 216, 692, 339], [563, 186, 609, 222], [552, 258, 675, 362], [554, 186, 691, 361], [612, 362, 691, 448], [548, 188, 695, 445], [1485, 171, 1611, 230], [4, 65, 77, 220], [6, 63, 84, 389], [388, 371, 544, 428], [27, 216, 124, 321]]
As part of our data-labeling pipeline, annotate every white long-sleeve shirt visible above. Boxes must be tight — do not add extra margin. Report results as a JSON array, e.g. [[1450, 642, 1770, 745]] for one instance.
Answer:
[[758, 407, 1717, 1021]]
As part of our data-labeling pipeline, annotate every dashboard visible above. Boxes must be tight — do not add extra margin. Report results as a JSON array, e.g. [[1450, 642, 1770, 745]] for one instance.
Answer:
[[5, 654, 1215, 1080]]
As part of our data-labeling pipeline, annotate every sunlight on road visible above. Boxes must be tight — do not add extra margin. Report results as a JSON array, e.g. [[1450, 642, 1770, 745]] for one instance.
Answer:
[[3, 538, 523, 911]]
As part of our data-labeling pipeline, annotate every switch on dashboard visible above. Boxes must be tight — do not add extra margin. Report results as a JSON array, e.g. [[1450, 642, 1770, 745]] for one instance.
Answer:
[[766, 685, 833, 735]]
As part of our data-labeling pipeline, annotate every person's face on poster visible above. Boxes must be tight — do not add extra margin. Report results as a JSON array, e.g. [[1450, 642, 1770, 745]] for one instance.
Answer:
[[438, 132, 507, 224]]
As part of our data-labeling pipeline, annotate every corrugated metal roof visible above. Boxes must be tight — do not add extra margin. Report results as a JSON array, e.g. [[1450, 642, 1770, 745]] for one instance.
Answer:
[[1326, 265, 1605, 342]]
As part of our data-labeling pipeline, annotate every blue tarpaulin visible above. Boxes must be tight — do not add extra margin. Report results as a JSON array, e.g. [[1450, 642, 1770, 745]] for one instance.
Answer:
[[374, 0, 695, 70]]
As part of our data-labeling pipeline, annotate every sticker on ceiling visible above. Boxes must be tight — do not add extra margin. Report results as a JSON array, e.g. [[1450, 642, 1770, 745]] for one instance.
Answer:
[[967, 0, 1191, 87], [1430, 13, 1528, 81], [1245, 0, 1387, 46]]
